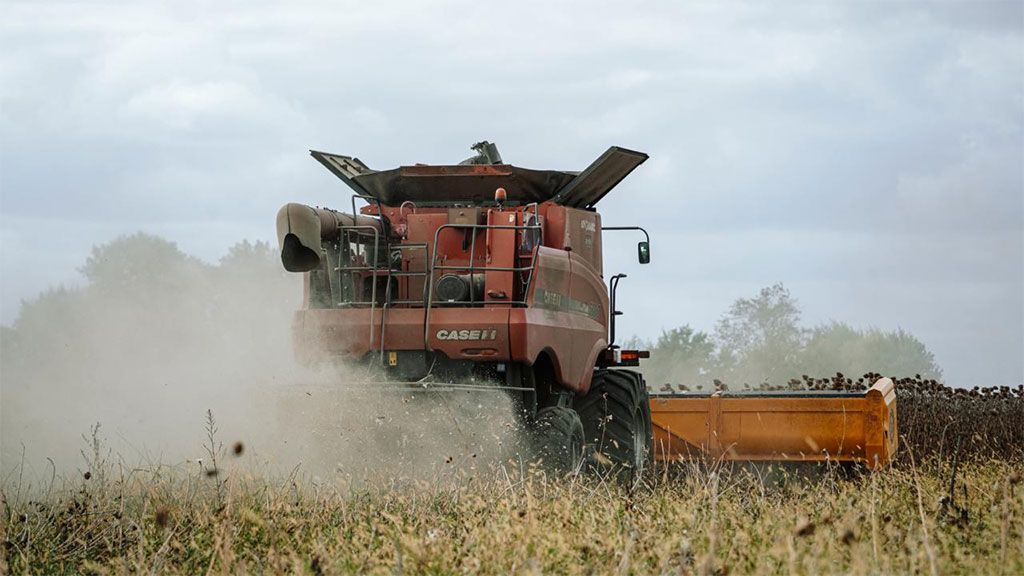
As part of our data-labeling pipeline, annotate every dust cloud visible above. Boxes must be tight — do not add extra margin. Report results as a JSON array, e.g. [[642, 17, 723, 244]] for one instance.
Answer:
[[0, 235, 523, 485]]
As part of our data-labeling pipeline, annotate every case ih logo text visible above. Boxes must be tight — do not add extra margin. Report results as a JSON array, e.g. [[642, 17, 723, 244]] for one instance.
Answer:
[[435, 329, 498, 341]]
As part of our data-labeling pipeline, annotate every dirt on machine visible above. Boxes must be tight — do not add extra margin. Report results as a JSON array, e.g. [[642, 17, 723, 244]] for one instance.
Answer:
[[275, 141, 898, 474]]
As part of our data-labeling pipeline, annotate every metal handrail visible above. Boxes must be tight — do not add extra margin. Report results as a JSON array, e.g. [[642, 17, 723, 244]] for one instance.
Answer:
[[329, 216, 545, 355], [332, 224, 380, 348], [335, 239, 432, 305], [520, 203, 543, 302], [424, 221, 543, 350], [432, 264, 536, 273], [378, 243, 430, 363], [427, 222, 543, 303], [331, 228, 432, 360], [523, 202, 542, 246], [339, 267, 424, 275], [348, 193, 387, 352]]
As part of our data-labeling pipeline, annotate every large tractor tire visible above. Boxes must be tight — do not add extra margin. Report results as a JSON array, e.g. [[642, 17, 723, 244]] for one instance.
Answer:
[[532, 406, 586, 473], [574, 369, 653, 477]]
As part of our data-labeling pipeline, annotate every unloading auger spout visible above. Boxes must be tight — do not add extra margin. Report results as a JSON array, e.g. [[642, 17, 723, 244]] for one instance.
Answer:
[[275, 202, 382, 273]]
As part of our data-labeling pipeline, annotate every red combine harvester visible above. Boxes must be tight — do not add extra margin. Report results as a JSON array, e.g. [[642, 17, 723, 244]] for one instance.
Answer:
[[276, 142, 897, 473]]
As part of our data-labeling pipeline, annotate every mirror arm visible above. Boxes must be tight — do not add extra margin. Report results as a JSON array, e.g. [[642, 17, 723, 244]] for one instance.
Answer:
[[602, 226, 651, 263], [602, 226, 650, 244]]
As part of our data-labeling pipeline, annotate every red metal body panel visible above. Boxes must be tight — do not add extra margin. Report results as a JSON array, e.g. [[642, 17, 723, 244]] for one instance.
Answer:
[[484, 209, 516, 305], [294, 307, 512, 363], [568, 252, 609, 390], [293, 199, 612, 389], [509, 246, 574, 386], [542, 205, 567, 251]]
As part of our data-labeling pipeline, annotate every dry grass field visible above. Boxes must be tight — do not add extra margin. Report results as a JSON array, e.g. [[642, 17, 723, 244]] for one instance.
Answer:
[[2, 377, 1022, 575], [2, 459, 1021, 574]]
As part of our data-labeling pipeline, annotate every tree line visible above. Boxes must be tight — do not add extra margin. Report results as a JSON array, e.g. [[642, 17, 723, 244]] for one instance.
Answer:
[[627, 283, 942, 388], [1, 234, 942, 389]]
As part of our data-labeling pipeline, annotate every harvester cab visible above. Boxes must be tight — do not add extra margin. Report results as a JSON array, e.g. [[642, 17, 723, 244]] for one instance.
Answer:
[[276, 142, 898, 474]]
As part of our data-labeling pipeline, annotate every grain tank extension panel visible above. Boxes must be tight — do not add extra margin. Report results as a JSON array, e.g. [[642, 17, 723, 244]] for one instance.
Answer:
[[649, 378, 898, 470], [309, 146, 647, 208]]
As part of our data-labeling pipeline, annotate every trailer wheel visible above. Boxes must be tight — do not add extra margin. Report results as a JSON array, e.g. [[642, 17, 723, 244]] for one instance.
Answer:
[[532, 406, 585, 472], [575, 369, 652, 478]]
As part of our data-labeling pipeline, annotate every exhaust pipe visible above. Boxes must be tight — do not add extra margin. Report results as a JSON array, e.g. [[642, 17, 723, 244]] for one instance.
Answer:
[[275, 203, 382, 272]]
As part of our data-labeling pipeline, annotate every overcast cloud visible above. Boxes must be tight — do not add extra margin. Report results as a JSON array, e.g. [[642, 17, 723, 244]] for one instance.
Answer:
[[1, 1, 1021, 385]]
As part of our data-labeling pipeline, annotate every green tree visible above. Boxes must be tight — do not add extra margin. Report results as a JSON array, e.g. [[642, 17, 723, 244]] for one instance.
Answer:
[[4, 285, 94, 383], [714, 283, 804, 384], [218, 240, 279, 275], [639, 326, 715, 388], [799, 322, 942, 380], [79, 232, 210, 298], [210, 239, 300, 324]]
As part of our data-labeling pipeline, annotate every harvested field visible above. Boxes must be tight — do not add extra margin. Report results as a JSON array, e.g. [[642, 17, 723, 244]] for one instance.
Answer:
[[2, 458, 1021, 574], [2, 376, 1022, 575]]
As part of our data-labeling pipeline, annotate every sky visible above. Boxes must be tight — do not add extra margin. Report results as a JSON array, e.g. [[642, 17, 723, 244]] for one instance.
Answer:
[[1, 1, 1021, 386]]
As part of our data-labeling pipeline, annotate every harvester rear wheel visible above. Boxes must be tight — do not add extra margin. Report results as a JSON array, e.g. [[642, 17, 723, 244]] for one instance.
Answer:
[[532, 406, 585, 473], [574, 369, 652, 477]]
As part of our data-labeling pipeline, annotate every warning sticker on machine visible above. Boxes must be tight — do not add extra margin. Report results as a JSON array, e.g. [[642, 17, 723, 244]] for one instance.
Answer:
[[533, 288, 601, 321]]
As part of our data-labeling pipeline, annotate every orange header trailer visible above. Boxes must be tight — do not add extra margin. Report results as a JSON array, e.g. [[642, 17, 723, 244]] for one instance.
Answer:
[[649, 378, 898, 470]]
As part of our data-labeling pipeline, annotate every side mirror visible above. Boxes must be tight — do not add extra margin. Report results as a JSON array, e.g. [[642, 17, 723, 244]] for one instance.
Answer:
[[638, 241, 650, 264]]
